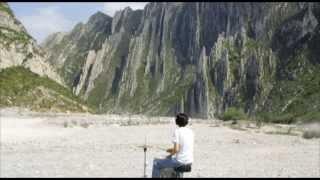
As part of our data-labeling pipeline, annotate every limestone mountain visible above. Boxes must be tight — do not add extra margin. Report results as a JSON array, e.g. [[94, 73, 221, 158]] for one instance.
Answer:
[[0, 3, 91, 113], [0, 2, 63, 84], [43, 2, 320, 121], [42, 11, 113, 88]]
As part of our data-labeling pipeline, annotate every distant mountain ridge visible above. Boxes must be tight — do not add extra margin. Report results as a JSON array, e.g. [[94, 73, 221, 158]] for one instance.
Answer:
[[0, 2, 63, 84], [36, 3, 320, 121], [0, 3, 91, 113]]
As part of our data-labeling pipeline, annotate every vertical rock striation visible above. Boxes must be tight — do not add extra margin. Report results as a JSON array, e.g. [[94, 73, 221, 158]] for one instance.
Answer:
[[43, 2, 320, 119]]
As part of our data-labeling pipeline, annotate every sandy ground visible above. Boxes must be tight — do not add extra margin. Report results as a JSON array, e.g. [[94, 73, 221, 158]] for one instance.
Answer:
[[1, 108, 319, 177]]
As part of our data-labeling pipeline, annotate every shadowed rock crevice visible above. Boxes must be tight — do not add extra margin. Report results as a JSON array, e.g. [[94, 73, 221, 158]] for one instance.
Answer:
[[41, 2, 320, 120]]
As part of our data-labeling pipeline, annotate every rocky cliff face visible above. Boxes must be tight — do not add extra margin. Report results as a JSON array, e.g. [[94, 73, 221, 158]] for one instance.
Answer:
[[42, 11, 113, 87], [0, 3, 63, 84], [43, 2, 320, 119]]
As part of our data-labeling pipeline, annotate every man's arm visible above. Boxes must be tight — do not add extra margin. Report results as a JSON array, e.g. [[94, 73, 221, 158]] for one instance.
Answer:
[[166, 143, 180, 155], [167, 128, 180, 156]]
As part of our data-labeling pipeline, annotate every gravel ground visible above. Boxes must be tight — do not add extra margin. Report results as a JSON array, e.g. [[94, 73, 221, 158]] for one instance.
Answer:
[[1, 108, 319, 177]]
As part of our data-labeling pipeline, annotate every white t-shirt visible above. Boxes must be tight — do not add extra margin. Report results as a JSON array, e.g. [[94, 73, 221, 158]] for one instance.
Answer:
[[172, 126, 194, 164]]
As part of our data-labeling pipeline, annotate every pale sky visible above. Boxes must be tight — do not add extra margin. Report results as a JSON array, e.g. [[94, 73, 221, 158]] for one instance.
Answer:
[[8, 2, 148, 44]]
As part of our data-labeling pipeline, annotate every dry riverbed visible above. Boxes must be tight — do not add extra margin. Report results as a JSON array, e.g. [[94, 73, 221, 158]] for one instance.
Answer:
[[0, 108, 319, 177]]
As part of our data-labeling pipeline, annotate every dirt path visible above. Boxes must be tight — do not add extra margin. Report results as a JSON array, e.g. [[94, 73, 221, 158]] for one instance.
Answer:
[[0, 110, 319, 177]]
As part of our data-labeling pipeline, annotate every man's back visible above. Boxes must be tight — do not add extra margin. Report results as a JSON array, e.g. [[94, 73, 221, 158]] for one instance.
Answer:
[[152, 113, 193, 178], [173, 126, 194, 164]]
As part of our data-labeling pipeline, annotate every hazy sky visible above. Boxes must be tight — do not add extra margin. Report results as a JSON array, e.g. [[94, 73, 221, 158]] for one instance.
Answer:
[[8, 2, 148, 44]]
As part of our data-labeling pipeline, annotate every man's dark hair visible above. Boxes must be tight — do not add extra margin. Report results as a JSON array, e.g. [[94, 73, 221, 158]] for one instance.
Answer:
[[175, 113, 189, 127]]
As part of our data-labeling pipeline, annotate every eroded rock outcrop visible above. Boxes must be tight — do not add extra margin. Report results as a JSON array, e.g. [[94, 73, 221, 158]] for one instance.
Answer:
[[0, 3, 63, 84], [42, 11, 113, 87], [43, 2, 320, 119]]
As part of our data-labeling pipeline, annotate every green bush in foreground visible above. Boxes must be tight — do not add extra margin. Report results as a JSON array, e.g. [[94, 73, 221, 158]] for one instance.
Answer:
[[257, 111, 320, 124], [258, 112, 295, 124], [221, 107, 247, 121], [302, 130, 320, 139], [302, 131, 320, 139], [296, 112, 320, 124]]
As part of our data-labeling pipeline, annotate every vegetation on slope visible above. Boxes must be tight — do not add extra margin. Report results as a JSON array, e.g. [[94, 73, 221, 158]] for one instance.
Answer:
[[220, 107, 247, 121], [257, 47, 320, 124], [0, 66, 94, 113], [0, 3, 14, 17]]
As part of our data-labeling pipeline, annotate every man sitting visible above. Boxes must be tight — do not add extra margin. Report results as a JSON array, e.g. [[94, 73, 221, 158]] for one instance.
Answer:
[[151, 113, 194, 178]]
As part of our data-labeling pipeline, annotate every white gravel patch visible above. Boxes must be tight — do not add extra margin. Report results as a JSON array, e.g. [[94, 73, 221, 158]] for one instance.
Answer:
[[0, 109, 319, 177]]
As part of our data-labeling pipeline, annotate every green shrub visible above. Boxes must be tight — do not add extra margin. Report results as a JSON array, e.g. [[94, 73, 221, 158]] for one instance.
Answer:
[[296, 112, 320, 124], [257, 112, 296, 124], [221, 107, 247, 121], [302, 129, 320, 139], [80, 122, 90, 128], [0, 3, 14, 17], [63, 121, 69, 128], [0, 66, 93, 112]]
